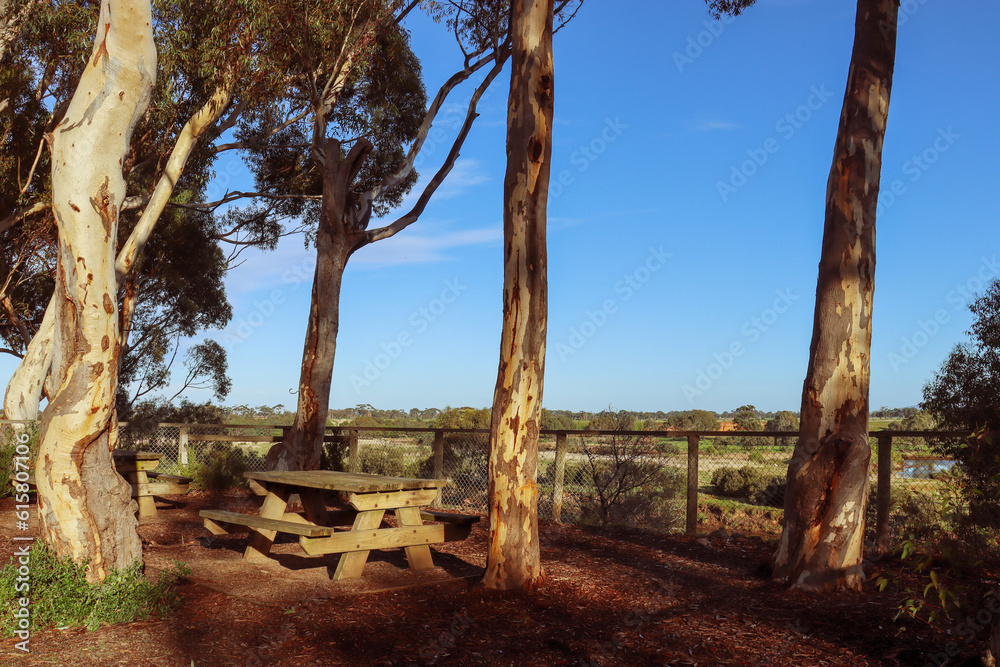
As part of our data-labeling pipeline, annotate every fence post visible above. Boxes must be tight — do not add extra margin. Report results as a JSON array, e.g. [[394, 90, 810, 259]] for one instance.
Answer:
[[686, 434, 699, 535], [552, 433, 567, 522], [433, 430, 445, 505], [348, 429, 359, 473], [875, 433, 892, 555], [178, 425, 189, 466]]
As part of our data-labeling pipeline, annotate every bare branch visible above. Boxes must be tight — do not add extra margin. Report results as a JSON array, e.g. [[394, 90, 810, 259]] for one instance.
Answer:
[[0, 201, 48, 235], [554, 0, 584, 34], [394, 0, 421, 23], [1, 295, 32, 350], [369, 46, 500, 203], [116, 81, 234, 283], [175, 190, 320, 212], [365, 45, 509, 245], [210, 104, 311, 155], [18, 137, 46, 196]]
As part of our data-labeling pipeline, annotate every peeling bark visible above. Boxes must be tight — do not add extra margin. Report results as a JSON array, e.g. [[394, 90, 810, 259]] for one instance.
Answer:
[[265, 139, 370, 472], [35, 0, 155, 582], [483, 0, 553, 592], [772, 0, 898, 593]]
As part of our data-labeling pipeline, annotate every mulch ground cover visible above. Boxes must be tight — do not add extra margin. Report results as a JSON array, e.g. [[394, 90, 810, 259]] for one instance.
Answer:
[[0, 491, 985, 666]]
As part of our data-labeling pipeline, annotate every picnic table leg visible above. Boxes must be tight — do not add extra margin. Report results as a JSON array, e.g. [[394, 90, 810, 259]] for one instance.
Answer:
[[395, 506, 435, 571], [245, 485, 291, 561], [332, 509, 385, 580], [298, 488, 332, 527], [134, 467, 157, 518]]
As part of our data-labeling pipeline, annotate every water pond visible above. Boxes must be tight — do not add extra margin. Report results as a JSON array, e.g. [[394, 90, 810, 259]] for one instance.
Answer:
[[898, 458, 956, 479]]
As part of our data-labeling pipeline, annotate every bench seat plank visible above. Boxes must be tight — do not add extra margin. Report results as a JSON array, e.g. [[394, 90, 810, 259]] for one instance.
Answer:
[[348, 488, 439, 511], [146, 472, 193, 484], [199, 509, 335, 538], [299, 523, 444, 556], [133, 481, 190, 497], [418, 510, 479, 542], [419, 510, 481, 525]]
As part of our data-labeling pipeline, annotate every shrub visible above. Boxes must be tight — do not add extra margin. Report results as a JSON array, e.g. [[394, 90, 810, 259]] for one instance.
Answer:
[[358, 446, 412, 477], [0, 542, 189, 635], [710, 465, 784, 507], [320, 431, 349, 472], [189, 442, 259, 491], [657, 440, 682, 456], [576, 410, 685, 529], [579, 465, 684, 531]]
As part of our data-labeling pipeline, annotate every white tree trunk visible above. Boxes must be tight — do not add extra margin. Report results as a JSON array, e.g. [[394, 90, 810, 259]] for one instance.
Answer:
[[3, 294, 54, 420], [36, 0, 155, 582]]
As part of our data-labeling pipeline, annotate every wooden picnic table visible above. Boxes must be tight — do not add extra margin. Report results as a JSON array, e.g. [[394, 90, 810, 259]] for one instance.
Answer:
[[112, 450, 192, 518], [199, 470, 478, 581], [9, 450, 190, 517]]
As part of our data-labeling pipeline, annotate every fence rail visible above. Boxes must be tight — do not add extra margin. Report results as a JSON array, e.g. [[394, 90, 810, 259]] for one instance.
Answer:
[[2, 421, 989, 551]]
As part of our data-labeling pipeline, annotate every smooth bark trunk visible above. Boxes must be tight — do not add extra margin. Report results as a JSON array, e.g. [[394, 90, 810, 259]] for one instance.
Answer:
[[115, 82, 232, 281], [773, 0, 897, 592], [266, 139, 370, 471], [35, 0, 155, 582], [3, 293, 54, 420], [4, 76, 232, 418], [483, 0, 553, 592]]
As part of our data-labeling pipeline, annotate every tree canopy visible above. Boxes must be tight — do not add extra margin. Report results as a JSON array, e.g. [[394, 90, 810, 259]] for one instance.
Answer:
[[923, 279, 1000, 433]]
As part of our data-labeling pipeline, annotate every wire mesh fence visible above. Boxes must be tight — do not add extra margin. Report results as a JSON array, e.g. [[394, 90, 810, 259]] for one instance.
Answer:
[[2, 420, 994, 548]]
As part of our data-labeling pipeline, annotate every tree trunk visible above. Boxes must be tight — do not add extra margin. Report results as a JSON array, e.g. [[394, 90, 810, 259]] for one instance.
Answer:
[[35, 0, 155, 582], [3, 293, 54, 420], [483, 0, 553, 592], [266, 139, 370, 471], [772, 0, 897, 592]]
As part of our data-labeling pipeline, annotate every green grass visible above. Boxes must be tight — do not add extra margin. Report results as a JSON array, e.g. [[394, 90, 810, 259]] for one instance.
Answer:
[[0, 542, 190, 636]]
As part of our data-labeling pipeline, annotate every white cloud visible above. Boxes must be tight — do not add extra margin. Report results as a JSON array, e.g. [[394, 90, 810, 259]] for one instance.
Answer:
[[353, 223, 501, 267], [695, 119, 740, 131], [394, 157, 493, 212]]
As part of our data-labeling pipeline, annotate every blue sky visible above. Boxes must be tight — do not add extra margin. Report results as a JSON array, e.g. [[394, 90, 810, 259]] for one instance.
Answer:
[[6, 0, 997, 415]]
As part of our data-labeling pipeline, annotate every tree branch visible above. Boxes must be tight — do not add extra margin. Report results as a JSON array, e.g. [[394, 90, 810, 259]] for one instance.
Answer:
[[174, 190, 320, 212], [0, 201, 48, 235], [1, 295, 33, 351], [364, 44, 510, 246], [368, 46, 499, 203], [116, 81, 234, 282]]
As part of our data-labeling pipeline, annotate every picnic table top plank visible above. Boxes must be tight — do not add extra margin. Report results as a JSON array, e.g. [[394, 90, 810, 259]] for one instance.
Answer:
[[244, 470, 449, 493], [113, 449, 163, 461]]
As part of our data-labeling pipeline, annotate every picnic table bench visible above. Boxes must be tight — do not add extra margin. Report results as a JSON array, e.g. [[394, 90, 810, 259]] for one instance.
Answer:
[[8, 451, 191, 517], [113, 450, 192, 518], [200, 470, 479, 581]]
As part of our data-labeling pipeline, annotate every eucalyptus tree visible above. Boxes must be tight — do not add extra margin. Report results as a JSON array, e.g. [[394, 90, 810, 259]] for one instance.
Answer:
[[482, 0, 554, 591], [35, 0, 157, 581], [773, 0, 900, 592], [253, 1, 516, 471], [1, 0, 265, 421], [3, 0, 265, 577]]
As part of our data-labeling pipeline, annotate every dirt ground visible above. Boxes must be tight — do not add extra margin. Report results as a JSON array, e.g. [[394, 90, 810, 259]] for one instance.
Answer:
[[0, 491, 983, 666]]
